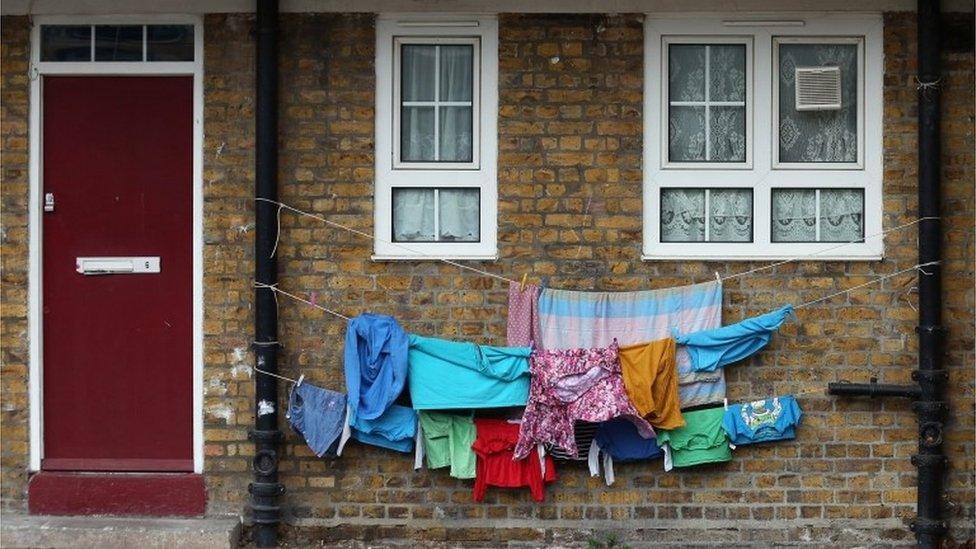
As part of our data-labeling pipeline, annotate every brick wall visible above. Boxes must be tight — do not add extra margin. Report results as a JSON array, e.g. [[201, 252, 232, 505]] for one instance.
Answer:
[[1, 10, 973, 546], [1, 15, 31, 513]]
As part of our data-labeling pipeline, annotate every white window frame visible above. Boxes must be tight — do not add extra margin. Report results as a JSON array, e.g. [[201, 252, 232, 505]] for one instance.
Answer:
[[661, 36, 754, 170], [375, 15, 498, 260], [643, 15, 883, 260], [26, 14, 205, 473]]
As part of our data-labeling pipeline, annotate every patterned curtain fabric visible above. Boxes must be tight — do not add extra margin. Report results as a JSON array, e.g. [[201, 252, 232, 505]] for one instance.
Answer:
[[778, 43, 858, 163], [393, 188, 435, 241], [438, 189, 479, 241], [771, 189, 864, 242], [668, 44, 746, 163], [708, 189, 752, 242]]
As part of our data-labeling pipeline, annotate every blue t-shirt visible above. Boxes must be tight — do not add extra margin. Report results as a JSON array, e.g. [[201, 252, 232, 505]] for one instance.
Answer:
[[675, 305, 793, 372], [722, 395, 802, 446], [408, 334, 531, 409], [593, 417, 663, 461]]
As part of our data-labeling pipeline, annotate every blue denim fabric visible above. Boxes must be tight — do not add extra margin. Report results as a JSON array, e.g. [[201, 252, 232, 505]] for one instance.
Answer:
[[287, 383, 347, 457]]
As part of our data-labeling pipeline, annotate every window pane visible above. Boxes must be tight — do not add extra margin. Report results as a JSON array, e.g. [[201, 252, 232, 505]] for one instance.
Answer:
[[710, 189, 752, 242], [661, 189, 705, 242], [401, 45, 436, 101], [95, 25, 143, 61], [439, 106, 473, 162], [820, 189, 864, 242], [709, 106, 746, 162], [439, 45, 473, 101], [771, 189, 817, 242], [393, 189, 435, 242], [401, 106, 435, 161], [439, 189, 480, 241], [41, 25, 92, 62], [778, 42, 858, 163], [669, 106, 706, 162], [147, 25, 194, 61], [668, 45, 705, 101], [709, 45, 746, 102]]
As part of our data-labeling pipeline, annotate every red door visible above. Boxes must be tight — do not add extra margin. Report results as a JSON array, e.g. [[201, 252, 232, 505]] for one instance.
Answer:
[[42, 76, 193, 472]]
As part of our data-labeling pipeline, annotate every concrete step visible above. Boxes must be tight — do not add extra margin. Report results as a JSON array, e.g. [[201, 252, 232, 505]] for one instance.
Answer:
[[0, 514, 242, 549]]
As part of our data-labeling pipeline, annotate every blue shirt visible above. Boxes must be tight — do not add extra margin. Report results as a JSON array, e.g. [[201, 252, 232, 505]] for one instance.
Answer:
[[593, 417, 663, 461], [407, 334, 531, 409], [344, 313, 409, 427], [348, 404, 417, 453], [675, 305, 793, 372], [722, 395, 802, 446]]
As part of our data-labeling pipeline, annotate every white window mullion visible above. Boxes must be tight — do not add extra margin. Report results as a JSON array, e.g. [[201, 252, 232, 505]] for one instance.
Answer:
[[703, 188, 711, 242], [432, 188, 441, 241], [89, 25, 95, 61], [814, 189, 822, 242], [142, 25, 147, 61]]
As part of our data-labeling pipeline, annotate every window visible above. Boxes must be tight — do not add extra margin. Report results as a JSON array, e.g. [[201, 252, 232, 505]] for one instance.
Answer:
[[375, 16, 498, 259], [39, 24, 195, 62], [643, 17, 882, 260]]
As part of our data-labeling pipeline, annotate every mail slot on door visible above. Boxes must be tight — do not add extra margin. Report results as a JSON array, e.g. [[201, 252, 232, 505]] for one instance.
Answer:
[[76, 256, 161, 275]]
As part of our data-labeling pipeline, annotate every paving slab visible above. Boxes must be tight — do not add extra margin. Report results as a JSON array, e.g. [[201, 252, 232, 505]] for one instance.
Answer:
[[0, 514, 242, 549]]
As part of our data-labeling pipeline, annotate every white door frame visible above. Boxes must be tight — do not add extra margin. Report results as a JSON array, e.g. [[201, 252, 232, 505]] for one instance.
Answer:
[[27, 14, 205, 473]]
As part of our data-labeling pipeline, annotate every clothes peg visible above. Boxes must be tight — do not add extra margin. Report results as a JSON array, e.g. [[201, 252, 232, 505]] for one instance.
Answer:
[[723, 397, 729, 410], [715, 272, 722, 284], [297, 374, 305, 387], [520, 273, 528, 291]]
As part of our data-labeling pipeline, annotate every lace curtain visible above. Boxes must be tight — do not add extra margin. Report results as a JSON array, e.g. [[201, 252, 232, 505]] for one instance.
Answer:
[[668, 44, 746, 163], [771, 189, 864, 242], [660, 189, 752, 242], [401, 45, 473, 162], [778, 43, 858, 163], [393, 188, 479, 242]]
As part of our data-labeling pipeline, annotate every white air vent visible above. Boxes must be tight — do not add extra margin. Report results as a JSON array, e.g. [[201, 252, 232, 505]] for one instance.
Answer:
[[794, 66, 842, 111]]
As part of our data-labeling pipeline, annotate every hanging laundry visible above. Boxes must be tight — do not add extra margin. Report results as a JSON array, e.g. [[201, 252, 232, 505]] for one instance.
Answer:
[[619, 338, 684, 429], [472, 418, 556, 503], [588, 417, 665, 486], [655, 406, 731, 470], [344, 313, 409, 425], [722, 395, 802, 446], [548, 421, 598, 462], [407, 334, 531, 409], [415, 411, 476, 479], [507, 282, 540, 346], [514, 341, 654, 459], [675, 304, 793, 372], [345, 404, 417, 454], [536, 280, 726, 408], [286, 382, 349, 458]]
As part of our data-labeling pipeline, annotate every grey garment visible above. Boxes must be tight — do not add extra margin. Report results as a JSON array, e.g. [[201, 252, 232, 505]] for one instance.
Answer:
[[287, 383, 347, 458]]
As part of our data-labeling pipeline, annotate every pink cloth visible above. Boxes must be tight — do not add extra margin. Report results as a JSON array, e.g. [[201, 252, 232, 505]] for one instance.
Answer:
[[514, 341, 655, 459], [507, 282, 540, 346]]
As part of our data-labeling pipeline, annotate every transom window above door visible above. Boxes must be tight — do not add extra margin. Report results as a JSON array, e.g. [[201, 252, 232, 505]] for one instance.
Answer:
[[375, 16, 498, 260], [39, 24, 195, 62], [643, 17, 883, 260]]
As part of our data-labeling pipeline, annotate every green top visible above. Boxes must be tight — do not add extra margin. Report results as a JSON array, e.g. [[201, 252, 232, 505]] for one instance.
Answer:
[[418, 411, 476, 479], [656, 407, 732, 468]]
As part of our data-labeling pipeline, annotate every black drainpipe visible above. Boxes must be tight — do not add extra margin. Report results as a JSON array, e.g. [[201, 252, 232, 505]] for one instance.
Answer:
[[827, 1, 947, 546], [250, 0, 283, 547]]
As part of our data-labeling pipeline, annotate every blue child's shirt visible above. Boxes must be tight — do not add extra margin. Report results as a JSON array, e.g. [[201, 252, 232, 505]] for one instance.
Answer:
[[722, 395, 802, 446]]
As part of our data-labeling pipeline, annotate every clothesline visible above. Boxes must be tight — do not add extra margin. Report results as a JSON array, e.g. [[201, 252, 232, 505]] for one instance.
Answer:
[[254, 197, 938, 286], [253, 260, 938, 330]]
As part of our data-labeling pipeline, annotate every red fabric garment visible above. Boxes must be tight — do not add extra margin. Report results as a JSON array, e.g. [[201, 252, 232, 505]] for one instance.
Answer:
[[471, 418, 556, 502]]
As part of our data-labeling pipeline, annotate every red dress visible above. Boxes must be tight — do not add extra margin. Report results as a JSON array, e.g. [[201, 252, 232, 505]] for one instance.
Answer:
[[471, 418, 556, 502]]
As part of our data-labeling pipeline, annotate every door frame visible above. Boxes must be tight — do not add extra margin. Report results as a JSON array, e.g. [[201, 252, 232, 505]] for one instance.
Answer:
[[27, 14, 205, 473]]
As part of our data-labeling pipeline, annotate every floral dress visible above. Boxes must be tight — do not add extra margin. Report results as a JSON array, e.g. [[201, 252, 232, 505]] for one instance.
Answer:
[[514, 341, 655, 459]]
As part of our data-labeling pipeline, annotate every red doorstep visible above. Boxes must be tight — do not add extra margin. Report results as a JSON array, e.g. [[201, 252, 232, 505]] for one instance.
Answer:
[[28, 472, 206, 517]]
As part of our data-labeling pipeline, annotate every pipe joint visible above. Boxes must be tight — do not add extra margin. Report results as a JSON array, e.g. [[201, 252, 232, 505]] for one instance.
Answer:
[[248, 429, 284, 444], [910, 517, 949, 536], [912, 369, 948, 383], [912, 453, 948, 468], [253, 448, 280, 476]]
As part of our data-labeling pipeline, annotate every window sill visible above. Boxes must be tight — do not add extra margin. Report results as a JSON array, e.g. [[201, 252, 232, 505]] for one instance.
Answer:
[[371, 254, 499, 262], [641, 254, 883, 262]]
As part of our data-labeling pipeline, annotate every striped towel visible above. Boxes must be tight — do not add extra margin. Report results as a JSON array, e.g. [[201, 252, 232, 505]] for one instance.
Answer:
[[537, 280, 725, 409]]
